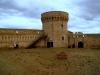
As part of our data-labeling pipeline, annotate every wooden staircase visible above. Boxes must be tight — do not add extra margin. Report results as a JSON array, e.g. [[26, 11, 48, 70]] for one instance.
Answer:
[[26, 34, 47, 49]]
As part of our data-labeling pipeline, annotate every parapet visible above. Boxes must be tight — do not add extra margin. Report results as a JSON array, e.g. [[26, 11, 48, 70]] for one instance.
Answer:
[[75, 32, 83, 35], [41, 11, 69, 23], [0, 28, 43, 34]]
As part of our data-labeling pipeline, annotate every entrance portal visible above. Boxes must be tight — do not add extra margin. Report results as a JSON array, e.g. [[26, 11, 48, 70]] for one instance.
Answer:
[[47, 42, 50, 48], [47, 42, 53, 48], [78, 41, 83, 48]]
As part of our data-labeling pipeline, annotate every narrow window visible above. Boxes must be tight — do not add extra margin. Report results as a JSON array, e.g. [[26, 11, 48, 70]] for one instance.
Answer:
[[83, 35, 84, 37], [16, 30, 18, 33], [37, 31, 39, 34], [61, 24, 63, 28], [62, 36, 64, 40], [52, 17, 53, 20]]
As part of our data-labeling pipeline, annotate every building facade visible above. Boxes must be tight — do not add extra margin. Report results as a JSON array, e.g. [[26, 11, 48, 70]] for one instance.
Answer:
[[0, 11, 100, 49]]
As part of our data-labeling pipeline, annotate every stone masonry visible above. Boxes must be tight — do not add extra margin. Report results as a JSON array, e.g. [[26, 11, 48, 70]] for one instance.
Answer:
[[0, 11, 100, 49]]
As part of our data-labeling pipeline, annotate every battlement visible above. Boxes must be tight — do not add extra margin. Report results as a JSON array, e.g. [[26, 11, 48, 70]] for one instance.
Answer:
[[0, 28, 43, 34], [41, 11, 68, 23], [75, 32, 83, 35]]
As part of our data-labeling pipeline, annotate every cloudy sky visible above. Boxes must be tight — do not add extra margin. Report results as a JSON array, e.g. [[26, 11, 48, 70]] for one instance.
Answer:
[[0, 0, 100, 33]]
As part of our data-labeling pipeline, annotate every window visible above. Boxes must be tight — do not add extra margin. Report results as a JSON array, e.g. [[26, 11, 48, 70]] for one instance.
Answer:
[[61, 24, 63, 28], [52, 17, 53, 19], [83, 35, 84, 37], [16, 30, 18, 33], [37, 31, 39, 34], [62, 36, 64, 40]]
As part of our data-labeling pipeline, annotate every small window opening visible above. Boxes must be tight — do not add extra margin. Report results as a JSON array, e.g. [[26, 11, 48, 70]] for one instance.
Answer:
[[83, 35, 84, 37], [37, 31, 39, 34], [61, 24, 63, 28], [62, 36, 64, 40], [16, 30, 18, 33], [52, 17, 53, 19]]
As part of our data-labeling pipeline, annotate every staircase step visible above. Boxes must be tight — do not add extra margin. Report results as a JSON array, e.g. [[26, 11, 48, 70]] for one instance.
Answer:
[[26, 34, 47, 49]]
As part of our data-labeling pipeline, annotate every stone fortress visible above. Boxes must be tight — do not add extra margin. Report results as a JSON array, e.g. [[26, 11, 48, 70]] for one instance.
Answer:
[[0, 11, 100, 49]]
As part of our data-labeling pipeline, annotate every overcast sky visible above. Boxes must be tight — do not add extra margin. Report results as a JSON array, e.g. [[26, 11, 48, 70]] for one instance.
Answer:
[[0, 0, 100, 33]]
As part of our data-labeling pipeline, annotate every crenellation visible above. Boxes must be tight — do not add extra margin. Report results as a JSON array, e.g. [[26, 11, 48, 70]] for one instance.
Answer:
[[41, 16, 68, 22], [41, 11, 68, 23], [0, 11, 100, 49]]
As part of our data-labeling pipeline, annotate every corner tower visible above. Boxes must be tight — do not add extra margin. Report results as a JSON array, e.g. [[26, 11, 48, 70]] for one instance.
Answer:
[[41, 11, 69, 47]]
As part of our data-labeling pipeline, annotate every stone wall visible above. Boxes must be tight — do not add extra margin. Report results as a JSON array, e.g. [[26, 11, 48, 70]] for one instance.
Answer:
[[74, 32, 84, 48], [41, 11, 69, 47], [84, 34, 100, 48], [69, 32, 100, 48], [0, 28, 43, 49], [0, 11, 100, 49]]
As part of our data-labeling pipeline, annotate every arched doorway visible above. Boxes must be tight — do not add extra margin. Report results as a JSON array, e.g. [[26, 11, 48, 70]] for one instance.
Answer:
[[78, 41, 83, 48]]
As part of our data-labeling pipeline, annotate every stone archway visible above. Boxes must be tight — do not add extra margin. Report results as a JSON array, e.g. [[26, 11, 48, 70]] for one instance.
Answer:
[[78, 41, 83, 48]]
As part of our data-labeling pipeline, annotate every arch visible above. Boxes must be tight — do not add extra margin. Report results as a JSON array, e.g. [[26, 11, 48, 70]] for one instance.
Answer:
[[78, 41, 83, 48]]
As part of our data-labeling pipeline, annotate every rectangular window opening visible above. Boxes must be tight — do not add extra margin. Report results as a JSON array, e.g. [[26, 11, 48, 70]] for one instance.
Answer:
[[16, 30, 18, 33], [61, 24, 63, 28], [62, 36, 64, 40]]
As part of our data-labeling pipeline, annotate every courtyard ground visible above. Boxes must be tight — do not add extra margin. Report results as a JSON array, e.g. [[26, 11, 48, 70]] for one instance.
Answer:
[[0, 48, 100, 75]]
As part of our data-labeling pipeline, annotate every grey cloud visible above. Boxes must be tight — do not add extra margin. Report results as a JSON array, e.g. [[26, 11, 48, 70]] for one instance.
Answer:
[[77, 0, 100, 21], [67, 0, 100, 33], [0, 0, 100, 33], [0, 0, 27, 11], [0, 8, 20, 16], [0, 0, 27, 19], [0, 0, 8, 3], [0, 0, 53, 19]]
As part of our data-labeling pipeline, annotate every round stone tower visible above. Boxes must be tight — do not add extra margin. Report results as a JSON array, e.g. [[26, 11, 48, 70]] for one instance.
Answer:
[[41, 11, 69, 47]]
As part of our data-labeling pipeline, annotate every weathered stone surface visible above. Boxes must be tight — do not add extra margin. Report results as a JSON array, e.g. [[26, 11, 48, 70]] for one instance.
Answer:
[[0, 11, 100, 49]]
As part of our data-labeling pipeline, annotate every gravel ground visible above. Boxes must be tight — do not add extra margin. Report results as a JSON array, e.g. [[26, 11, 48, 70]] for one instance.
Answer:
[[0, 48, 100, 75]]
